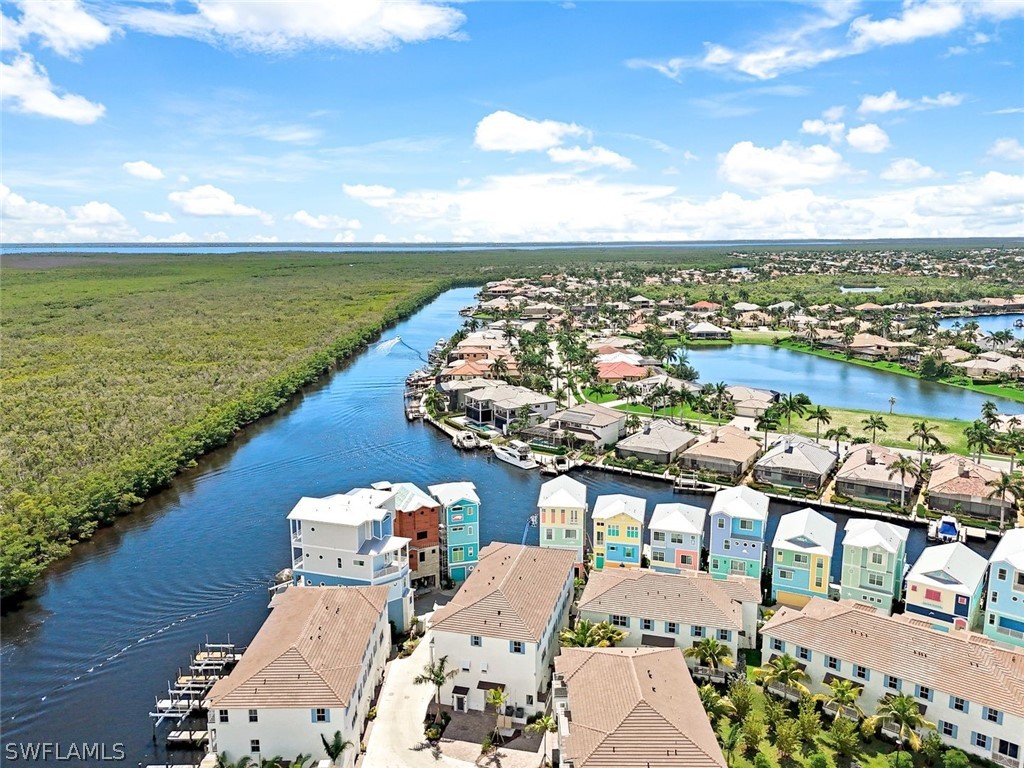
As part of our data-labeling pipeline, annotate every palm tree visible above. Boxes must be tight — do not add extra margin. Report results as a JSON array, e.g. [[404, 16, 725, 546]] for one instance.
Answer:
[[862, 414, 888, 443], [987, 472, 1024, 531], [720, 721, 742, 768], [825, 425, 852, 454], [698, 683, 737, 722], [1002, 428, 1024, 474], [489, 356, 509, 380], [756, 407, 781, 445], [816, 678, 865, 719], [864, 693, 936, 751], [216, 755, 253, 768], [981, 400, 1000, 427], [808, 405, 831, 442], [713, 381, 730, 421], [413, 655, 459, 724], [755, 653, 811, 697], [526, 713, 557, 754], [320, 732, 353, 766], [484, 686, 509, 741], [259, 757, 285, 768], [684, 637, 735, 669], [424, 388, 445, 416], [778, 392, 810, 434], [559, 618, 626, 647], [908, 420, 940, 464], [964, 419, 997, 462], [289, 755, 312, 768], [887, 455, 919, 509]]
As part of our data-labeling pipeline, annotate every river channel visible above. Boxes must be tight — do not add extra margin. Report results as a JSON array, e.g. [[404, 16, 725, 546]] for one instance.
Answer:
[[0, 287, 999, 763]]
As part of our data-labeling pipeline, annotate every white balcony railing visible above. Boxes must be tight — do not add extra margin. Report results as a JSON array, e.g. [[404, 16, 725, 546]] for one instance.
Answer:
[[373, 562, 404, 580]]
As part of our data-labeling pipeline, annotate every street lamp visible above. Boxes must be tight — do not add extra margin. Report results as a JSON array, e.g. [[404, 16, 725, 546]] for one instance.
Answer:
[[429, 634, 435, 664], [895, 737, 907, 768]]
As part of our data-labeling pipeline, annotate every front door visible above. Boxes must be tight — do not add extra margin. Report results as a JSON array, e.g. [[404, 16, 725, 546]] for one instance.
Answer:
[[455, 696, 466, 712], [595, 554, 604, 570]]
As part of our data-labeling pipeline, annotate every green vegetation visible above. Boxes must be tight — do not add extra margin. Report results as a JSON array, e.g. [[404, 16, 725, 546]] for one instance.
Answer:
[[790, 408, 972, 456]]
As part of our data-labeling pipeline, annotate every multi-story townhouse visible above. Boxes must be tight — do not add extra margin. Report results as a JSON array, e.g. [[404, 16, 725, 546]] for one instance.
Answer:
[[429, 543, 576, 722], [985, 529, 1024, 647], [648, 502, 705, 574], [537, 475, 588, 568], [287, 489, 413, 631], [552, 647, 727, 768], [372, 480, 440, 590], [206, 586, 389, 767], [762, 599, 1024, 768], [771, 507, 836, 608], [577, 568, 760, 662], [905, 542, 988, 631], [839, 518, 909, 615], [591, 494, 645, 570], [708, 486, 769, 579], [428, 481, 481, 584]]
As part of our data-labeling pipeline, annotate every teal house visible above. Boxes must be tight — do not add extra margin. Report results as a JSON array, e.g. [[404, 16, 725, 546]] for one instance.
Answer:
[[429, 481, 481, 583]]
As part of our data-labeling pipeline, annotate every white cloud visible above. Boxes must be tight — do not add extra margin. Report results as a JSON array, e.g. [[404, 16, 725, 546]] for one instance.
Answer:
[[823, 105, 846, 122], [10, 0, 112, 58], [846, 123, 891, 153], [291, 210, 362, 229], [141, 232, 195, 243], [143, 211, 176, 223], [0, 53, 105, 124], [547, 145, 635, 170], [247, 124, 322, 144], [848, 2, 964, 48], [0, 184, 136, 242], [719, 140, 849, 189], [881, 158, 938, 181], [474, 111, 586, 153], [987, 138, 1024, 162], [123, 160, 165, 180], [858, 90, 913, 114], [990, 107, 1024, 115], [945, 45, 968, 56], [800, 119, 846, 143], [343, 184, 397, 200], [249, 235, 279, 242], [115, 0, 465, 53], [169, 184, 271, 222], [921, 91, 964, 107], [333, 230, 358, 243]]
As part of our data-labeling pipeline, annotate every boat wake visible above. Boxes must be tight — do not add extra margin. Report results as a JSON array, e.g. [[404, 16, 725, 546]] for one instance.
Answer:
[[372, 336, 403, 355]]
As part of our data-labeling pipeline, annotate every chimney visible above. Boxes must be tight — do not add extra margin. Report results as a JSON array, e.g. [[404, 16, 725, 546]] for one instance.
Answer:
[[958, 459, 968, 477], [866, 448, 874, 465]]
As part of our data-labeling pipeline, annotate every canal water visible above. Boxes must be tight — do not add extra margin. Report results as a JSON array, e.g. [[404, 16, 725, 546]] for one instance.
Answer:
[[0, 287, 998, 763], [938, 313, 1024, 339], [685, 344, 1020, 419]]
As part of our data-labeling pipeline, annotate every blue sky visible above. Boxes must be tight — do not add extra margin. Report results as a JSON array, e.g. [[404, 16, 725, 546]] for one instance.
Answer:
[[1, 0, 1022, 243]]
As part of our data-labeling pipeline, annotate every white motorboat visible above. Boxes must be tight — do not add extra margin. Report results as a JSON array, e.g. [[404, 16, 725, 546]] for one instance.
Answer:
[[452, 430, 480, 450], [491, 440, 539, 470], [927, 514, 965, 543]]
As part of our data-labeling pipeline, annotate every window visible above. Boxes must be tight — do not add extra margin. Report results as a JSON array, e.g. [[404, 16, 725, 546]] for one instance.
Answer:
[[711, 559, 720, 570], [510, 641, 525, 654], [417, 530, 429, 540], [916, 685, 932, 701], [992, 592, 998, 603], [680, 554, 694, 566], [884, 674, 900, 691], [854, 664, 869, 680], [627, 526, 639, 539], [250, 740, 260, 754], [451, 547, 465, 563], [941, 721, 958, 739], [468, 526, 474, 535], [723, 540, 731, 551], [565, 529, 577, 540], [718, 629, 731, 642], [526, 695, 534, 706], [826, 656, 839, 671], [248, 709, 258, 723], [973, 733, 990, 750], [653, 531, 666, 542], [984, 707, 1002, 724], [624, 548, 635, 559], [314, 707, 328, 723], [797, 646, 811, 661], [716, 517, 725, 529], [868, 573, 885, 587], [776, 550, 784, 562], [471, 635, 482, 647], [337, 557, 344, 569], [771, 638, 784, 652], [652, 551, 665, 562], [608, 525, 620, 537], [670, 533, 684, 544], [666, 622, 679, 634], [641, 618, 653, 631], [793, 554, 809, 566], [611, 614, 629, 628], [778, 568, 793, 580], [870, 552, 884, 566], [692, 625, 705, 638], [419, 551, 426, 563], [545, 528, 554, 541], [353, 559, 365, 567], [998, 568, 1007, 580], [219, 710, 229, 723], [951, 696, 968, 713], [997, 741, 1020, 761], [924, 588, 942, 602]]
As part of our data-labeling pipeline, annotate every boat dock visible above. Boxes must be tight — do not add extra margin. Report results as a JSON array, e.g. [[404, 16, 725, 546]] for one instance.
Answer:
[[149, 640, 244, 731]]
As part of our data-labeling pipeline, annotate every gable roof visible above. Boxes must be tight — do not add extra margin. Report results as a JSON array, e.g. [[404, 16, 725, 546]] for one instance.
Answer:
[[428, 481, 480, 507], [429, 543, 575, 642], [761, 598, 1024, 719], [709, 484, 769, 521], [372, 481, 437, 512], [207, 586, 387, 709], [538, 475, 588, 509], [649, 502, 705, 536], [991, 528, 1024, 570], [907, 543, 988, 594], [592, 494, 646, 523], [617, 420, 698, 454], [772, 507, 836, 557], [757, 436, 837, 476], [556, 647, 727, 768], [842, 518, 909, 553]]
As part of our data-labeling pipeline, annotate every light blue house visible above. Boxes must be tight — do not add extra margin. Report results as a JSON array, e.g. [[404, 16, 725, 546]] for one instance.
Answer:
[[429, 481, 481, 583], [905, 542, 987, 631], [985, 528, 1024, 647], [592, 494, 645, 570], [708, 486, 770, 579], [771, 507, 836, 608], [287, 487, 413, 631], [648, 502, 705, 574]]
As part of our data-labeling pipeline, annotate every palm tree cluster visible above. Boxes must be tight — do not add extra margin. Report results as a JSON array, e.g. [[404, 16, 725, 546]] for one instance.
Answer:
[[558, 618, 627, 647]]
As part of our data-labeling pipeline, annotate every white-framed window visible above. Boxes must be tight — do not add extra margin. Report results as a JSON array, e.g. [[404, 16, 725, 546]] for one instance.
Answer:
[[974, 733, 990, 750], [652, 551, 665, 562], [641, 618, 653, 631], [666, 622, 679, 634], [471, 635, 482, 647], [611, 614, 629, 627], [739, 520, 754, 531], [778, 568, 793, 580], [884, 674, 900, 691], [314, 707, 328, 723], [724, 540, 731, 551], [870, 552, 884, 566], [826, 656, 839, 671], [854, 664, 869, 680], [545, 528, 553, 540], [941, 721, 957, 738], [653, 531, 666, 542], [670, 533, 684, 544], [565, 528, 577, 539], [797, 646, 811, 661], [793, 554, 809, 565], [868, 573, 885, 587], [337, 558, 344, 569], [510, 640, 525, 654], [248, 709, 258, 723], [951, 697, 968, 712], [717, 518, 725, 529], [250, 740, 260, 754], [219, 710, 229, 723], [680, 554, 694, 565], [985, 707, 1001, 724], [771, 638, 784, 652]]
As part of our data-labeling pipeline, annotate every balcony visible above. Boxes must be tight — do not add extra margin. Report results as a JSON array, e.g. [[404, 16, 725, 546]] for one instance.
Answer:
[[373, 562, 406, 581], [991, 753, 1021, 768]]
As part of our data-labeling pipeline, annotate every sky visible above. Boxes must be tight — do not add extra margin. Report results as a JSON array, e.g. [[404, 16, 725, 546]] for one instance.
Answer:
[[1, 0, 1023, 244]]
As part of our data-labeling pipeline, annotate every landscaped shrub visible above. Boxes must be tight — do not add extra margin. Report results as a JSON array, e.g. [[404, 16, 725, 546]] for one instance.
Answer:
[[942, 750, 970, 768]]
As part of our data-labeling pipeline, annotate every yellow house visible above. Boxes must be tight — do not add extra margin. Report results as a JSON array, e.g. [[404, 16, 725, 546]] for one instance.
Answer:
[[592, 494, 645, 570], [770, 508, 836, 608]]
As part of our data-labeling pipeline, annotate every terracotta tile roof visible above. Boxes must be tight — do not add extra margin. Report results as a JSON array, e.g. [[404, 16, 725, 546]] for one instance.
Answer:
[[577, 568, 743, 630], [596, 361, 649, 379], [557, 647, 727, 768], [207, 586, 388, 709], [682, 426, 761, 465], [927, 455, 1002, 498], [835, 444, 912, 488], [429, 543, 575, 642], [761, 598, 1024, 718]]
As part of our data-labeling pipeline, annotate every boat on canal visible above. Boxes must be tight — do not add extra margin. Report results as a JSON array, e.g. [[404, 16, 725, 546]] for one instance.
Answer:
[[452, 430, 481, 450], [491, 440, 539, 470], [927, 514, 966, 543]]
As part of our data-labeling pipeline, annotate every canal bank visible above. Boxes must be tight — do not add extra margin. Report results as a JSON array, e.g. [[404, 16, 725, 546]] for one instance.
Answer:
[[0, 287, 1001, 765]]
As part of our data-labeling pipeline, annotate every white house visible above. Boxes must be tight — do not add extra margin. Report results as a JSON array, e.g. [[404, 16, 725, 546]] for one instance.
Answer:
[[206, 586, 389, 767], [761, 598, 1024, 768], [287, 488, 413, 631], [428, 543, 576, 721], [577, 567, 761, 664]]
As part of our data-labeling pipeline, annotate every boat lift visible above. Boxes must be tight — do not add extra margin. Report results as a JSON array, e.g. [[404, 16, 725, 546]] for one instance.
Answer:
[[149, 638, 244, 729]]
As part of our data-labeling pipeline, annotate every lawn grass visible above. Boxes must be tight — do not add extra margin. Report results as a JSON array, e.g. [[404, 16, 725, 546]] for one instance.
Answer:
[[581, 387, 621, 404], [790, 407, 972, 456], [614, 402, 730, 425], [732, 329, 794, 345]]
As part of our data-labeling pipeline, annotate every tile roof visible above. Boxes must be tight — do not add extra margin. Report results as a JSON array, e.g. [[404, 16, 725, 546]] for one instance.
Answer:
[[617, 421, 698, 454], [842, 518, 909, 553], [429, 543, 575, 642], [556, 647, 727, 768], [428, 481, 480, 507], [772, 507, 837, 557], [757, 436, 838, 476], [907, 543, 988, 595], [761, 598, 1024, 718], [649, 502, 705, 536], [835, 444, 912, 488], [927, 455, 1002, 498], [592, 494, 646, 523], [207, 586, 387, 709], [553, 402, 625, 429], [577, 568, 744, 630], [538, 475, 588, 509], [682, 427, 761, 466], [709, 484, 769, 521]]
